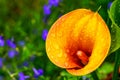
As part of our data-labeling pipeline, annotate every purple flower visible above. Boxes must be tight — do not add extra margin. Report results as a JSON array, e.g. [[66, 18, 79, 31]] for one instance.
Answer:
[[32, 68, 43, 78], [0, 36, 4, 47], [23, 61, 29, 67], [18, 41, 25, 47], [6, 39, 16, 48], [19, 72, 30, 80], [108, 2, 112, 8], [48, 0, 60, 7], [8, 49, 18, 58], [0, 58, 3, 68], [41, 29, 48, 40], [43, 5, 51, 15]]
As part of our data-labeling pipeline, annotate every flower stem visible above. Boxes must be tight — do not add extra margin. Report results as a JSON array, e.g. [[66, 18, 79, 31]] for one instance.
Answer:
[[3, 66, 16, 80], [91, 71, 99, 80], [112, 48, 120, 80]]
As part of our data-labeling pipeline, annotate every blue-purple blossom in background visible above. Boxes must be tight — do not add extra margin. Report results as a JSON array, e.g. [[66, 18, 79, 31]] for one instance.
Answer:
[[0, 36, 4, 47], [6, 39, 16, 48], [43, 0, 61, 23], [19, 72, 30, 80], [18, 40, 25, 47], [41, 29, 48, 40], [8, 49, 18, 58], [0, 58, 3, 68], [43, 5, 51, 15], [33, 68, 44, 78], [108, 2, 112, 8], [23, 61, 29, 67], [48, 0, 60, 6]]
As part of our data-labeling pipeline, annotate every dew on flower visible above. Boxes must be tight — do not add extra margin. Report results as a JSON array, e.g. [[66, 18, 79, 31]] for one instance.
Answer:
[[0, 0, 117, 80]]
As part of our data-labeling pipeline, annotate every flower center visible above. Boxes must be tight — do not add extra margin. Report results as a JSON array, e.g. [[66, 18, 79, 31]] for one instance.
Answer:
[[76, 50, 89, 65]]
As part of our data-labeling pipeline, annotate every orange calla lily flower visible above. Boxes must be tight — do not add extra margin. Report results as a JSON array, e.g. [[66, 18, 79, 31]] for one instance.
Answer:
[[46, 9, 111, 76]]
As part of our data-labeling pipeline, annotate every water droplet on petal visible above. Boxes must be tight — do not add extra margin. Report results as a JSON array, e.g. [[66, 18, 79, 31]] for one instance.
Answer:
[[54, 44, 59, 49], [57, 53, 63, 57], [51, 56, 54, 59], [61, 18, 65, 22], [57, 32, 63, 37], [66, 49, 70, 53], [47, 47, 50, 52], [65, 62, 69, 67]]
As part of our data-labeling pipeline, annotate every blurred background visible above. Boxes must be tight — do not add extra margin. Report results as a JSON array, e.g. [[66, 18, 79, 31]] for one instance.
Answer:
[[0, 0, 115, 80]]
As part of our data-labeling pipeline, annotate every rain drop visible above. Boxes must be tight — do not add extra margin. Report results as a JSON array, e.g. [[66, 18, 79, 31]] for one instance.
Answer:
[[65, 62, 69, 67], [51, 56, 54, 59], [51, 33, 55, 38], [57, 53, 63, 57], [54, 44, 59, 49]]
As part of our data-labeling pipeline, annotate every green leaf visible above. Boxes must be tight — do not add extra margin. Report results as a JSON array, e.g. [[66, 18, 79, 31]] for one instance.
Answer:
[[112, 48, 120, 80], [108, 0, 120, 53], [91, 71, 99, 80], [98, 62, 114, 79], [22, 47, 31, 61], [109, 0, 120, 27], [109, 24, 120, 53], [60, 70, 81, 80]]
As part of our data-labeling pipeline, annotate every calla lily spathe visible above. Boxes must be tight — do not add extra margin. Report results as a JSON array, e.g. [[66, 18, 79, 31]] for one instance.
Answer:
[[46, 9, 111, 76]]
